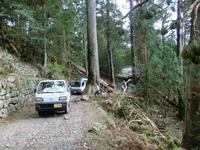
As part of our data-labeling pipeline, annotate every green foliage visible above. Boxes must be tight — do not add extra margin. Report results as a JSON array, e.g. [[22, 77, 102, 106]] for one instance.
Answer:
[[161, 27, 168, 36], [170, 20, 181, 30], [133, 17, 181, 103], [182, 105, 200, 148], [182, 39, 200, 64], [47, 63, 66, 79], [1, 0, 86, 68], [166, 138, 177, 150], [97, 0, 129, 77], [117, 98, 132, 118], [0, 69, 9, 76], [99, 96, 180, 149], [47, 63, 65, 74], [143, 11, 154, 20]]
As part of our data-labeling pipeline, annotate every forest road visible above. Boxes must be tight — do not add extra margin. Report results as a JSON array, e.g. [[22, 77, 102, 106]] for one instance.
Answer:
[[0, 95, 109, 150]]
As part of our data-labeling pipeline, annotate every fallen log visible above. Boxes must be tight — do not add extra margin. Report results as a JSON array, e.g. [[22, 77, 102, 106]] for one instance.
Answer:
[[67, 60, 115, 93], [143, 116, 166, 140], [0, 27, 21, 57]]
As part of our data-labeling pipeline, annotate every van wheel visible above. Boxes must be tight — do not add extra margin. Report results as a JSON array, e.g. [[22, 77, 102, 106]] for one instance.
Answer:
[[38, 111, 44, 117], [64, 103, 70, 114]]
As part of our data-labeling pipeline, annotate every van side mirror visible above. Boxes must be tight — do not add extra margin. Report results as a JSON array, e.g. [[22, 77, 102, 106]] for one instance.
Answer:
[[34, 89, 36, 93]]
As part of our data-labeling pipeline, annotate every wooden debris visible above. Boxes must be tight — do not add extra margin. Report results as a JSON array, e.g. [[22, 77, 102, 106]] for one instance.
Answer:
[[122, 79, 132, 95], [143, 116, 166, 140], [69, 60, 115, 93]]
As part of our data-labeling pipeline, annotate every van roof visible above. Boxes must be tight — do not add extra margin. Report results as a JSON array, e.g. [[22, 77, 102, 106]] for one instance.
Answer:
[[80, 77, 88, 81], [40, 80, 66, 82]]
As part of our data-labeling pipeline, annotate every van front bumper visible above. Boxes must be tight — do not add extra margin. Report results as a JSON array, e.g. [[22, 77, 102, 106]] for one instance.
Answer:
[[35, 101, 67, 112]]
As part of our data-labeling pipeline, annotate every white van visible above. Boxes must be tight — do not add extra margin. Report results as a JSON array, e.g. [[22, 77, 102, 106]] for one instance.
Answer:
[[35, 80, 70, 116], [70, 78, 88, 94]]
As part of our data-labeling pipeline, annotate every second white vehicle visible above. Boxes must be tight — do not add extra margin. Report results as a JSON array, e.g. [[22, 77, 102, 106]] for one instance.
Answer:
[[70, 78, 88, 94], [35, 80, 71, 116]]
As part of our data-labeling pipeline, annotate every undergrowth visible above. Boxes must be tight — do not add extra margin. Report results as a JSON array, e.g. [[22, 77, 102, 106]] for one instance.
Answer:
[[98, 94, 180, 149]]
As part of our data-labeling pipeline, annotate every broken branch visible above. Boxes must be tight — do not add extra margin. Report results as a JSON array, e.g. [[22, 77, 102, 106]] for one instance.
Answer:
[[121, 0, 150, 20], [188, 0, 200, 13], [0, 26, 21, 57]]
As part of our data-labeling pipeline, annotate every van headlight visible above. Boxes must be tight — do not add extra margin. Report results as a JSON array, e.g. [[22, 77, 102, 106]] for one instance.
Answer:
[[59, 96, 67, 101], [35, 97, 43, 102]]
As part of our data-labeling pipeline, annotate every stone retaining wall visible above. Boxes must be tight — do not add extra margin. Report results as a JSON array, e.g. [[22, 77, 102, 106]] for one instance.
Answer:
[[0, 75, 39, 118], [0, 48, 41, 118]]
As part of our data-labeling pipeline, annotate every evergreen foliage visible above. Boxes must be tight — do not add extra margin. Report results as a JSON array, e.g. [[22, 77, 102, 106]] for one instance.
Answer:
[[1, 0, 199, 149]]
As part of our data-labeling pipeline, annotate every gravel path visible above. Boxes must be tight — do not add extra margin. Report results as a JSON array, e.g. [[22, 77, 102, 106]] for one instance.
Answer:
[[0, 96, 110, 150]]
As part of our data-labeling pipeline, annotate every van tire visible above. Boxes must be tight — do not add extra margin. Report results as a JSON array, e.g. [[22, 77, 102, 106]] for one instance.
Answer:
[[64, 103, 70, 114], [38, 111, 44, 116]]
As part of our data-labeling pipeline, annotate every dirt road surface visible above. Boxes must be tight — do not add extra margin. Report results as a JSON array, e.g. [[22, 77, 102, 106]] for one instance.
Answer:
[[0, 96, 112, 150]]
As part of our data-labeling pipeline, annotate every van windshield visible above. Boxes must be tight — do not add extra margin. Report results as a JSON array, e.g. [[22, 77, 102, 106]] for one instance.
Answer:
[[37, 81, 66, 94], [71, 82, 81, 87]]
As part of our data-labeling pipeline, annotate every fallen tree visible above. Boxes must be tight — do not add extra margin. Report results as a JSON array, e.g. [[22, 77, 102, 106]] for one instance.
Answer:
[[0, 26, 21, 57], [67, 60, 115, 93]]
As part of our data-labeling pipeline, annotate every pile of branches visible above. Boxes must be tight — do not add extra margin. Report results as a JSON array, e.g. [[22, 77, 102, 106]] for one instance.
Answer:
[[99, 94, 179, 149]]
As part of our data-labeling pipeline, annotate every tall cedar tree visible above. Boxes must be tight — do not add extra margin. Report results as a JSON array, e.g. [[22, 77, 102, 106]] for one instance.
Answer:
[[106, 0, 116, 87], [85, 0, 100, 94], [182, 0, 200, 149]]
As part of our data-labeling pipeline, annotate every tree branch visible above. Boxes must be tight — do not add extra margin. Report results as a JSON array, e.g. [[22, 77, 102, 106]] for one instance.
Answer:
[[188, 0, 200, 13], [193, 2, 200, 36], [121, 0, 150, 20], [0, 25, 21, 57]]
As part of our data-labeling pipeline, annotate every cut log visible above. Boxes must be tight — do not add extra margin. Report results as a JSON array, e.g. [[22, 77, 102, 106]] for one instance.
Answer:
[[100, 79, 115, 93], [143, 116, 166, 140]]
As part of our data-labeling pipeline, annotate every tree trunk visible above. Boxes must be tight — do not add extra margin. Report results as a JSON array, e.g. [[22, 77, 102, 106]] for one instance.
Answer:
[[190, 0, 200, 40], [182, 0, 200, 148], [63, 29, 67, 60], [176, 0, 181, 56], [83, 33, 88, 75], [85, 0, 100, 94], [106, 0, 115, 87], [43, 6, 48, 75], [129, 0, 136, 83], [0, 15, 4, 46], [176, 0, 185, 120]]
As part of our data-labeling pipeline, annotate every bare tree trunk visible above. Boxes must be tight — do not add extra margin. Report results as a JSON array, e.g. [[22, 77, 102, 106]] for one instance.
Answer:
[[129, 0, 136, 83], [106, 0, 115, 87], [161, 19, 165, 44], [190, 0, 200, 40], [182, 0, 200, 148], [85, 0, 100, 94], [83, 33, 88, 75], [176, 0, 185, 121], [177, 0, 181, 56], [63, 29, 67, 61], [43, 6, 48, 75], [0, 14, 4, 47]]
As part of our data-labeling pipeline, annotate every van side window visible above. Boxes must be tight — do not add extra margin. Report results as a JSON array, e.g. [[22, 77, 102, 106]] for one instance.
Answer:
[[82, 82, 84, 86]]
